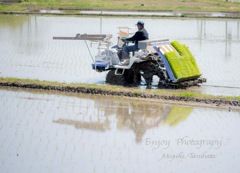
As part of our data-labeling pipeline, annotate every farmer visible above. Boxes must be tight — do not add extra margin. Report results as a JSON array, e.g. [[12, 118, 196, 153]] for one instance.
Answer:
[[120, 21, 149, 66]]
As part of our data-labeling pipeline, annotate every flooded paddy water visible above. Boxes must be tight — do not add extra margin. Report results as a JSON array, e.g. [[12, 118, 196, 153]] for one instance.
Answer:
[[0, 14, 240, 172], [0, 15, 240, 96], [0, 87, 240, 173]]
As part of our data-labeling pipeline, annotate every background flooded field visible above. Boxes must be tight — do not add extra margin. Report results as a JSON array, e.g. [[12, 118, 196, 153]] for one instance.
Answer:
[[0, 88, 240, 173], [1, 15, 240, 173], [0, 15, 240, 96]]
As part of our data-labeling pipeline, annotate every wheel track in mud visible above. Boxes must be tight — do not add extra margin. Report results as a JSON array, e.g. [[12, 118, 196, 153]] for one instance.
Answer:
[[202, 84, 240, 90]]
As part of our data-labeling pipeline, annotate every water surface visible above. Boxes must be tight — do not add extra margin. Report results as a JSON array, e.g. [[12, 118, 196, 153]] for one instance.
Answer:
[[0, 15, 239, 96], [0, 88, 240, 173]]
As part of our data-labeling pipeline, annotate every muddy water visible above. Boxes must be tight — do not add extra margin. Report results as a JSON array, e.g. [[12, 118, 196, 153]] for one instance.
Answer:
[[0, 88, 240, 173], [0, 15, 239, 96]]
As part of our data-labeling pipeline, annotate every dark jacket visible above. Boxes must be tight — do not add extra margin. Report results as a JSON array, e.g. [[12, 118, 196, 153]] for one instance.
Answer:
[[126, 28, 149, 45]]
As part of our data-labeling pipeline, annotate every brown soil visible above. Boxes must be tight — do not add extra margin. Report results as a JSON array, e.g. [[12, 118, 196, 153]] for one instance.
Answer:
[[0, 81, 239, 110]]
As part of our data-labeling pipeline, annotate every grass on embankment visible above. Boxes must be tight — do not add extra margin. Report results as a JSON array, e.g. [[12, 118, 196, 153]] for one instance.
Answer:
[[1, 0, 240, 13], [0, 77, 239, 102]]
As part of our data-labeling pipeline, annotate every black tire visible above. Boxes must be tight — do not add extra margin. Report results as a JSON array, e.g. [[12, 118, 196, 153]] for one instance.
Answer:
[[126, 70, 141, 85], [106, 70, 126, 85], [106, 69, 141, 85]]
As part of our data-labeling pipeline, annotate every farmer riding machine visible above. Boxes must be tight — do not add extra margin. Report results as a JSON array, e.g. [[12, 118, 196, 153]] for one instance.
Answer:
[[53, 27, 206, 88]]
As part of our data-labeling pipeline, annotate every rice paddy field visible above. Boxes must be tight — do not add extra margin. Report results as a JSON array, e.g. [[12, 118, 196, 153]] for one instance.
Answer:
[[0, 15, 239, 96], [0, 87, 240, 173], [0, 14, 240, 173]]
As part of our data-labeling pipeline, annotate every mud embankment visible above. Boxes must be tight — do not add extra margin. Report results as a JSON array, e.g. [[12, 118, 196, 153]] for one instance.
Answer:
[[0, 78, 239, 110]]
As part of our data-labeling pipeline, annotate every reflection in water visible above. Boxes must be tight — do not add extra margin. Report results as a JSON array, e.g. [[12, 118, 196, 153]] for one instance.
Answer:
[[163, 106, 192, 126], [238, 21, 240, 40], [53, 118, 110, 132], [196, 20, 240, 60], [1, 88, 240, 173], [53, 94, 192, 143], [0, 15, 26, 28], [0, 15, 45, 61]]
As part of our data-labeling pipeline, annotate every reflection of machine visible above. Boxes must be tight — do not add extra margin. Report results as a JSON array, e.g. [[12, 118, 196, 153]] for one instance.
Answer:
[[53, 95, 192, 143], [53, 118, 110, 132], [53, 27, 206, 88]]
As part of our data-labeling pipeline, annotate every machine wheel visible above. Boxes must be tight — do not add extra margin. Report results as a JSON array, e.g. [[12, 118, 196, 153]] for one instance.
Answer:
[[106, 70, 126, 85], [124, 69, 141, 85], [106, 69, 141, 85]]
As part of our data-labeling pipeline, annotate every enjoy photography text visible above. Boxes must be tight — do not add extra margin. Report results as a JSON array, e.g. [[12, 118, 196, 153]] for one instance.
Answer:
[[145, 136, 230, 150]]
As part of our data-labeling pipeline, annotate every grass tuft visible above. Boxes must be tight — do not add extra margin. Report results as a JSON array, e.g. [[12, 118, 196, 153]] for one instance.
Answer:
[[1, 0, 240, 13]]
